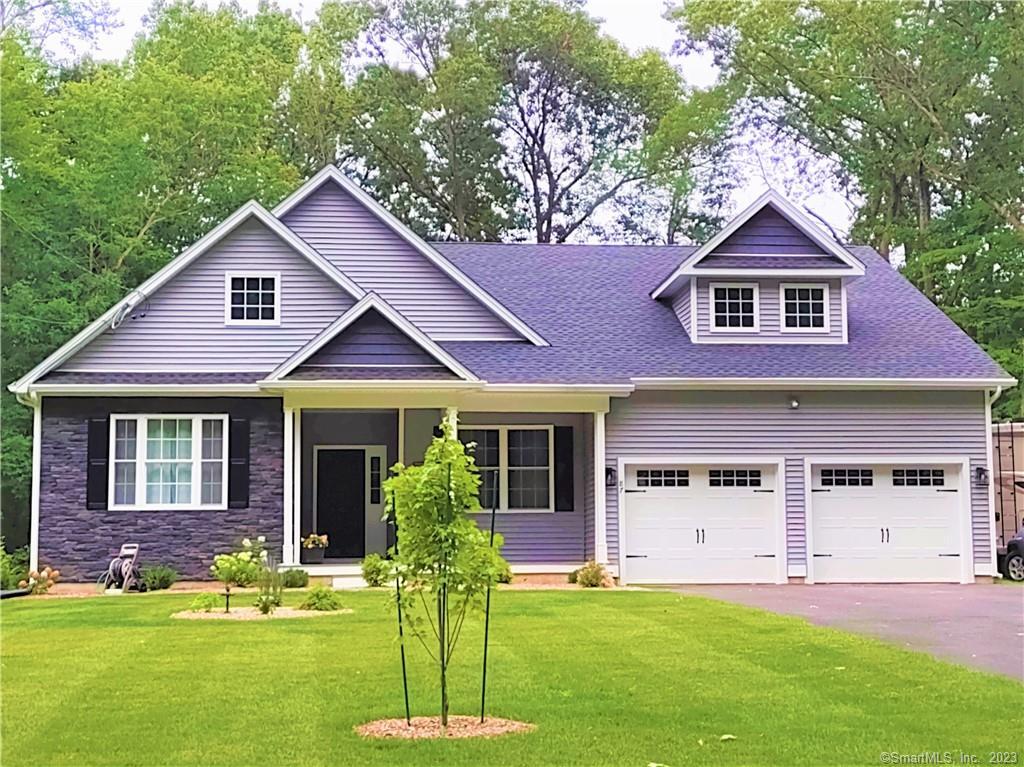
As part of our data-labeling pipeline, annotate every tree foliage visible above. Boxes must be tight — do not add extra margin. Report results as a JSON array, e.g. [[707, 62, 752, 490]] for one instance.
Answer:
[[384, 411, 507, 730], [674, 0, 1023, 417]]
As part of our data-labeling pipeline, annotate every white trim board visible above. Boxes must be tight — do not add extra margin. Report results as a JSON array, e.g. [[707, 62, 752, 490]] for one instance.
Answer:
[[272, 165, 548, 347], [615, 455, 788, 586], [651, 189, 865, 299], [263, 292, 479, 383], [8, 201, 364, 394], [802, 455, 974, 584]]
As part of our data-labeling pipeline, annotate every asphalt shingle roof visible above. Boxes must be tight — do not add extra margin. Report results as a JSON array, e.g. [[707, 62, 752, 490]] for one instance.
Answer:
[[434, 242, 1008, 385]]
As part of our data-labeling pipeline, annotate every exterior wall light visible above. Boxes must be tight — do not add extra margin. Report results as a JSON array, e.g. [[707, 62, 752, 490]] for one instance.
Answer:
[[789, 396, 800, 410], [605, 467, 617, 487]]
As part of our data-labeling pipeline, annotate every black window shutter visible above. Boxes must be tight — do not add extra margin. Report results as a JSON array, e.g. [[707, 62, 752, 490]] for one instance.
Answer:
[[554, 425, 574, 511], [228, 417, 250, 509], [86, 417, 109, 510]]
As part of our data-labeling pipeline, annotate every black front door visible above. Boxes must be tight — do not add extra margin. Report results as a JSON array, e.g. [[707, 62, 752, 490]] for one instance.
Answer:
[[316, 449, 365, 558]]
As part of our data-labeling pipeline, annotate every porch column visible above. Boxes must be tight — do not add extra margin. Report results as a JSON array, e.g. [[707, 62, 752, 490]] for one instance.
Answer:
[[594, 409, 608, 564], [282, 406, 294, 565], [292, 408, 302, 563]]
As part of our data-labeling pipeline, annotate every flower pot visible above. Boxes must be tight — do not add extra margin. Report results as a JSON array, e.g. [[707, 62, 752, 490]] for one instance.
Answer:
[[303, 547, 325, 564]]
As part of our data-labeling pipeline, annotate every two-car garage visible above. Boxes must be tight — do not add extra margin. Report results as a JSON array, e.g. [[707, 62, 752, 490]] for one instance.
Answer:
[[618, 457, 971, 585]]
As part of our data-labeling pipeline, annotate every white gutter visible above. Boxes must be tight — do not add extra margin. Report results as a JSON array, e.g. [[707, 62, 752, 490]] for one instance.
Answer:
[[631, 376, 1018, 391]]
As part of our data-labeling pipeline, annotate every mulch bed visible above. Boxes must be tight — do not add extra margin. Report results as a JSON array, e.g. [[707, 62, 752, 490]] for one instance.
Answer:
[[356, 715, 536, 740], [171, 607, 352, 621]]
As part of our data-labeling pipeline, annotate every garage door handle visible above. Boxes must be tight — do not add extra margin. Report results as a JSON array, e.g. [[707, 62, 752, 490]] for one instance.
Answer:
[[936, 489, 957, 493], [625, 554, 648, 559], [753, 554, 775, 558], [813, 554, 833, 558], [938, 553, 960, 557], [753, 489, 774, 493], [811, 488, 830, 493], [625, 489, 646, 494]]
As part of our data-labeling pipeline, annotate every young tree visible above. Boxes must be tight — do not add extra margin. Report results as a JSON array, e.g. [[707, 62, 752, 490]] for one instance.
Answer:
[[384, 410, 507, 733]]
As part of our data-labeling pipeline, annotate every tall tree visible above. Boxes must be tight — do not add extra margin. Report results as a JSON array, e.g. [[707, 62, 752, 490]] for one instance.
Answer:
[[482, 0, 726, 242], [674, 0, 1024, 417], [1, 2, 307, 544]]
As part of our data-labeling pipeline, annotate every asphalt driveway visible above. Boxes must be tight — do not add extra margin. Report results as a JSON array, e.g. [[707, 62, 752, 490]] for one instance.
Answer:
[[673, 583, 1024, 679]]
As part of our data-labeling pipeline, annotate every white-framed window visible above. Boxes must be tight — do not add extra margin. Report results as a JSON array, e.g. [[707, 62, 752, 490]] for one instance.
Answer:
[[224, 271, 280, 325], [780, 282, 830, 333], [109, 414, 229, 510], [820, 468, 873, 487], [893, 468, 945, 487], [636, 468, 689, 488], [709, 468, 762, 488], [458, 425, 554, 512], [709, 282, 759, 332]]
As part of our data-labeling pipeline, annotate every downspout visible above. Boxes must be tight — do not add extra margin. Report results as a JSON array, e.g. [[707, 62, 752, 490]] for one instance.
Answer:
[[985, 386, 1003, 578]]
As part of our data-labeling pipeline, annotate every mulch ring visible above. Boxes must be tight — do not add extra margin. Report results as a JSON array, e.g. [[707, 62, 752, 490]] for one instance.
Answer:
[[356, 715, 536, 740], [171, 607, 353, 621]]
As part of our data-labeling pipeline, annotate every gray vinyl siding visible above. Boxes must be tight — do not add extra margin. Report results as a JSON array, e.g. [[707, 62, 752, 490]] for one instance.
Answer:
[[669, 288, 692, 337], [459, 412, 588, 564], [712, 204, 825, 255], [605, 390, 991, 570], [64, 219, 354, 371], [695, 278, 844, 343], [281, 182, 520, 341]]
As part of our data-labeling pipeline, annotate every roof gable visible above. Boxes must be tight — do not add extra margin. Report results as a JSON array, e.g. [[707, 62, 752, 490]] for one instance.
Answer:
[[711, 203, 828, 255], [9, 202, 364, 392], [265, 292, 478, 383], [274, 166, 547, 346], [651, 190, 864, 298]]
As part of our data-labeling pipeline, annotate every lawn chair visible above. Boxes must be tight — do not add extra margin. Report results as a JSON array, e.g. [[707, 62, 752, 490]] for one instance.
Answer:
[[98, 543, 145, 592]]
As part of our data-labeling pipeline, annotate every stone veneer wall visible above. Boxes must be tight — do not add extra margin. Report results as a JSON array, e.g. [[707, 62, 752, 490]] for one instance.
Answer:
[[38, 397, 283, 580]]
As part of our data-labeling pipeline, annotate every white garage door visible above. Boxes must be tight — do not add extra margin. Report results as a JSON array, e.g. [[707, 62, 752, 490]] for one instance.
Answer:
[[810, 464, 964, 582], [622, 463, 781, 584]]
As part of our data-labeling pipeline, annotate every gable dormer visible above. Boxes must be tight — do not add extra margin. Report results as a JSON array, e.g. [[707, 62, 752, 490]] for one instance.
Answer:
[[652, 191, 864, 345]]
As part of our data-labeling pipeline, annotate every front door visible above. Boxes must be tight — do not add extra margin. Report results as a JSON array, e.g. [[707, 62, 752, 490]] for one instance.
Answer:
[[316, 449, 366, 558]]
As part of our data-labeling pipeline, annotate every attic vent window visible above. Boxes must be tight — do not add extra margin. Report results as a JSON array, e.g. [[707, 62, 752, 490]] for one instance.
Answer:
[[710, 283, 758, 331], [225, 272, 280, 325]]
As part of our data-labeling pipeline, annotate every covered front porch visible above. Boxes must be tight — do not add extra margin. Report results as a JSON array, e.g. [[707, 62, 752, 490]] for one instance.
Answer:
[[275, 388, 618, 577]]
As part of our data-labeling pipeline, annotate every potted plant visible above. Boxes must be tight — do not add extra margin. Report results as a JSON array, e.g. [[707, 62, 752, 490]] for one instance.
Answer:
[[301, 533, 328, 564]]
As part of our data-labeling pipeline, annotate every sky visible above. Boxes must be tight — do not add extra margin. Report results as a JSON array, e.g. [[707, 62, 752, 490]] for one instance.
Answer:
[[46, 0, 855, 235]]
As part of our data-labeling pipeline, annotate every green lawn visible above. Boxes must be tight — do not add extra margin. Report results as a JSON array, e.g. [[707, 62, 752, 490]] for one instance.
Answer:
[[2, 589, 1020, 766]]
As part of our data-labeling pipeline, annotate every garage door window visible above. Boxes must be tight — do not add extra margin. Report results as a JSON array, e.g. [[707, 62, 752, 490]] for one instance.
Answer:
[[709, 469, 761, 487], [821, 468, 873, 487], [636, 469, 689, 488], [893, 468, 945, 487]]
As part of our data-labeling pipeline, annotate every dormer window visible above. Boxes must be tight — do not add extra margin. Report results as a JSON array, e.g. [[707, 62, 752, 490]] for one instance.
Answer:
[[710, 282, 759, 332], [781, 283, 829, 333], [225, 272, 280, 325]]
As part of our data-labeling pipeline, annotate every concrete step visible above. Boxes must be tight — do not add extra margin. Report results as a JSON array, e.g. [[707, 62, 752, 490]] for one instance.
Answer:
[[331, 575, 367, 590]]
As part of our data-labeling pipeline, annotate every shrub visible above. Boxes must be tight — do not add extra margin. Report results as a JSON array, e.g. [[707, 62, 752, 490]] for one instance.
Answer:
[[210, 537, 268, 611], [280, 569, 309, 588], [575, 560, 610, 588], [189, 593, 220, 612], [141, 565, 178, 591], [299, 585, 344, 611], [497, 559, 513, 584], [567, 568, 579, 584], [19, 566, 60, 595], [254, 567, 283, 615], [1, 538, 28, 590], [361, 553, 391, 587]]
